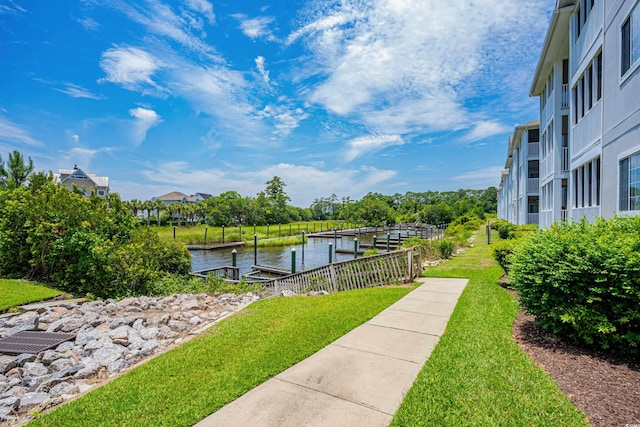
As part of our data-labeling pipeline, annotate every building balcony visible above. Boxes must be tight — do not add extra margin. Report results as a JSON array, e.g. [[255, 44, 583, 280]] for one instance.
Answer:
[[527, 178, 540, 193], [527, 142, 539, 157], [561, 147, 569, 172], [561, 84, 569, 109], [527, 213, 539, 224]]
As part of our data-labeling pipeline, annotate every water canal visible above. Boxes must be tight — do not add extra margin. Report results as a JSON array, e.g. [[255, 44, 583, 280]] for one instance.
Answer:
[[190, 225, 441, 275]]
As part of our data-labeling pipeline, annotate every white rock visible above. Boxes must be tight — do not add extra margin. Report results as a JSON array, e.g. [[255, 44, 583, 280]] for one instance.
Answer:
[[18, 392, 50, 408], [23, 362, 48, 378]]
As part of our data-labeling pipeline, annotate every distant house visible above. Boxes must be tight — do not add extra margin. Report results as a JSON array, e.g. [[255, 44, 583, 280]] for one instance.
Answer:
[[53, 166, 109, 197], [152, 191, 197, 205], [193, 192, 213, 202]]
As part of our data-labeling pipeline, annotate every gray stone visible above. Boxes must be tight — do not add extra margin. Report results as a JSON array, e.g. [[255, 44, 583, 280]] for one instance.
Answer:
[[18, 392, 50, 407], [41, 350, 65, 365], [0, 407, 17, 422], [107, 358, 127, 373], [56, 341, 75, 352], [109, 325, 132, 340], [51, 365, 82, 380], [60, 319, 84, 332], [92, 344, 127, 367], [281, 290, 296, 297], [75, 328, 96, 347], [73, 358, 100, 379], [48, 358, 75, 373], [132, 318, 144, 330], [139, 326, 159, 340], [81, 312, 104, 327], [13, 353, 36, 367], [189, 316, 202, 325], [181, 300, 201, 311], [0, 359, 16, 375], [23, 362, 48, 378], [109, 317, 129, 329], [4, 315, 39, 337], [140, 340, 158, 356], [167, 320, 189, 332], [84, 336, 112, 351], [21, 376, 39, 389], [49, 381, 78, 397], [46, 318, 65, 332], [0, 396, 20, 411]]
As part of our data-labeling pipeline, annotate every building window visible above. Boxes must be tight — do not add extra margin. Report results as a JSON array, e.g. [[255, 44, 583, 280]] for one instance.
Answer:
[[98, 190, 105, 196], [596, 51, 602, 100], [621, 3, 640, 77], [620, 152, 640, 211]]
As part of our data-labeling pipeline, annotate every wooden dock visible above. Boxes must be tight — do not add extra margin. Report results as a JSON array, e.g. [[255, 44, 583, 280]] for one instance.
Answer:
[[187, 242, 245, 250]]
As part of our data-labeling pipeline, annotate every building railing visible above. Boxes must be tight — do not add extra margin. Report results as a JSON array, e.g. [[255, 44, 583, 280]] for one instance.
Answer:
[[527, 142, 539, 157], [561, 210, 568, 222], [527, 178, 539, 193], [527, 213, 539, 224], [562, 147, 569, 172], [561, 84, 569, 109]]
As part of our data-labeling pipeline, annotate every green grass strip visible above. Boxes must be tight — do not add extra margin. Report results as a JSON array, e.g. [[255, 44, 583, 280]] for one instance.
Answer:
[[391, 236, 587, 426], [29, 286, 413, 427], [0, 279, 62, 312]]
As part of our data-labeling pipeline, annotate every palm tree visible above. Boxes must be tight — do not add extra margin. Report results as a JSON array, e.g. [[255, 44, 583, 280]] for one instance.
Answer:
[[154, 200, 164, 226], [0, 150, 34, 189], [144, 200, 153, 226]]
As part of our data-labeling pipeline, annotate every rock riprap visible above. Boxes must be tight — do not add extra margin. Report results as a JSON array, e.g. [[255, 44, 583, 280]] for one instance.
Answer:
[[0, 292, 259, 425]]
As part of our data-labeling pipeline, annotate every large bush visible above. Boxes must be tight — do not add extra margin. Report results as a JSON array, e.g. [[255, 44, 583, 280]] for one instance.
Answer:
[[510, 217, 640, 356], [0, 182, 191, 298]]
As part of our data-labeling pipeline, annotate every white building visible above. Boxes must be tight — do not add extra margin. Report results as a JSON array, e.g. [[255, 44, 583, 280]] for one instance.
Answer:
[[497, 121, 540, 225], [502, 0, 640, 226], [53, 166, 109, 197]]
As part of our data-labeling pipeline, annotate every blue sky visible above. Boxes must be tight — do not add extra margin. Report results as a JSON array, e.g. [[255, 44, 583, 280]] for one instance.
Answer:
[[0, 0, 552, 206]]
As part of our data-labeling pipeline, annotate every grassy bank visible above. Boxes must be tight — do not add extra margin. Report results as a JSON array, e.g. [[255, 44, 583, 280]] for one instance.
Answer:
[[153, 221, 348, 245], [0, 279, 62, 312], [29, 286, 413, 427], [390, 234, 587, 426]]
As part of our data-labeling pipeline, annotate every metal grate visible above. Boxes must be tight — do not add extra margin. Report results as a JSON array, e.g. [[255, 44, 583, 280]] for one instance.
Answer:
[[0, 331, 76, 355]]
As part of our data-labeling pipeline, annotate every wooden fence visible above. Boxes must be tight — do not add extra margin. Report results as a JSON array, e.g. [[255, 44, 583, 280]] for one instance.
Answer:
[[190, 266, 240, 281], [266, 247, 422, 294]]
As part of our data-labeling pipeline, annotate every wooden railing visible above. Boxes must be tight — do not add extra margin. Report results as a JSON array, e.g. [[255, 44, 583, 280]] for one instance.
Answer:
[[190, 266, 240, 281], [266, 247, 422, 294]]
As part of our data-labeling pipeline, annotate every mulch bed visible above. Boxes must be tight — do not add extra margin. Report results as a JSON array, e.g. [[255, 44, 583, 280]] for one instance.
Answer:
[[512, 306, 640, 426]]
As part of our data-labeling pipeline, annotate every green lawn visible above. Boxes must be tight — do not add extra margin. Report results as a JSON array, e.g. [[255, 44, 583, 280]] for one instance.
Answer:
[[153, 220, 351, 245], [0, 279, 62, 312], [29, 286, 413, 427], [390, 234, 587, 426]]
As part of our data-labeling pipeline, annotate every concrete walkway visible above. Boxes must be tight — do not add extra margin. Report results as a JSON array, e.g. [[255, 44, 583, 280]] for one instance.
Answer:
[[195, 277, 468, 427]]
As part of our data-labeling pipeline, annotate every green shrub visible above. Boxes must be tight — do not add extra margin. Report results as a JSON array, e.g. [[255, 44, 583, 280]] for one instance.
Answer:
[[363, 248, 379, 257], [434, 239, 453, 259], [0, 181, 191, 299], [444, 217, 484, 246], [491, 239, 518, 274], [510, 217, 640, 356], [498, 223, 515, 239]]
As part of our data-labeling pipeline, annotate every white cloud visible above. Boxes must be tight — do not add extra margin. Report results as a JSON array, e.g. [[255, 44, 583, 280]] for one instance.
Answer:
[[129, 107, 162, 146], [257, 103, 309, 138], [290, 0, 548, 137], [0, 116, 43, 147], [100, 0, 219, 56], [137, 161, 397, 206], [344, 134, 404, 162], [452, 166, 503, 188], [55, 82, 104, 100], [233, 15, 276, 41], [461, 120, 512, 143], [255, 56, 270, 84], [72, 134, 80, 142], [99, 46, 164, 92], [184, 0, 215, 25], [77, 16, 100, 31], [0, 1, 26, 14]]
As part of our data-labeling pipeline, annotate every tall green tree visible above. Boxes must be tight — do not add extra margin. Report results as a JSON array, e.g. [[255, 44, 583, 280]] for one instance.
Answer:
[[0, 150, 34, 189]]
